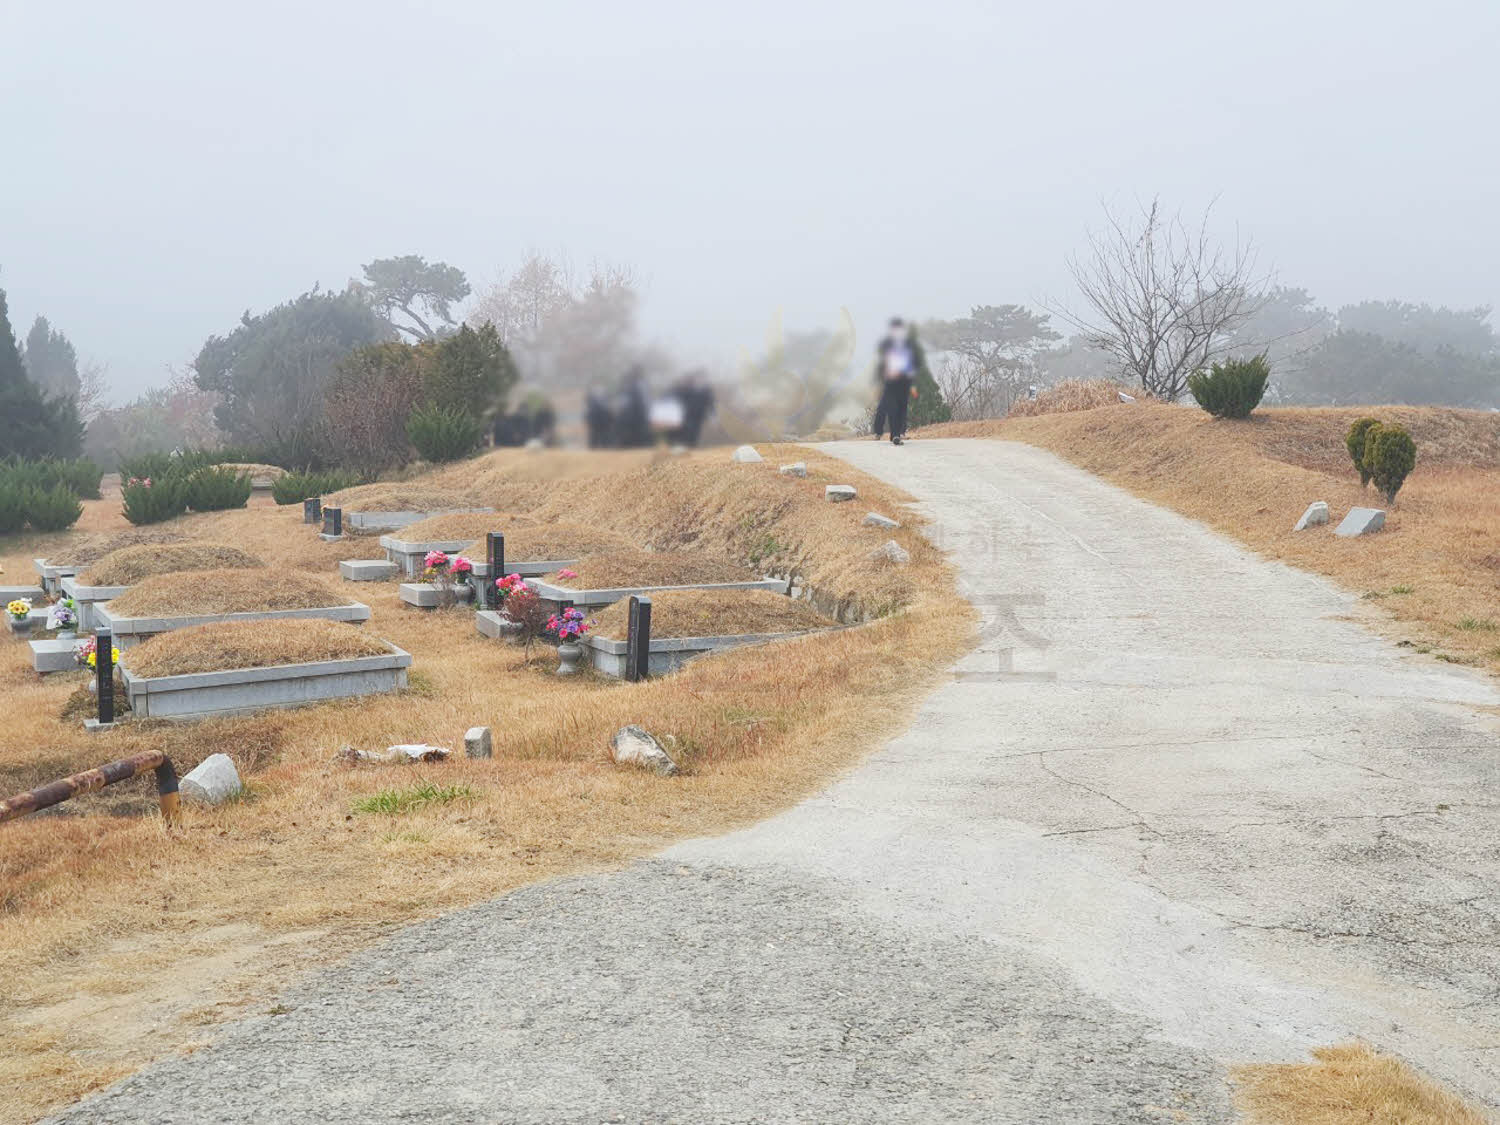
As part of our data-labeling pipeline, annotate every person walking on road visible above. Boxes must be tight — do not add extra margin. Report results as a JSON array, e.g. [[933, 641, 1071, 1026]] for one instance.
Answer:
[[873, 317, 917, 445]]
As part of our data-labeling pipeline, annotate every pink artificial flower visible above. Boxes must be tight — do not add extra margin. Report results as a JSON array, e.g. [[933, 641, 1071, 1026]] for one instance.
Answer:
[[424, 550, 449, 570], [556, 567, 578, 580], [451, 556, 473, 574]]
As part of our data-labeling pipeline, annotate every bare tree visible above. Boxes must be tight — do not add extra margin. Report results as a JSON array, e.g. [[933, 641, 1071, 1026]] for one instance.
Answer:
[[1055, 199, 1269, 401], [923, 305, 1060, 420]]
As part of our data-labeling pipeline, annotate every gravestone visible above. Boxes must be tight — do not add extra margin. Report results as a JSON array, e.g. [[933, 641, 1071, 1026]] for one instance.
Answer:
[[731, 445, 764, 463], [1334, 507, 1385, 537], [303, 497, 322, 525], [779, 462, 807, 478], [863, 512, 900, 529], [464, 726, 492, 760], [320, 506, 343, 542], [825, 484, 857, 502]]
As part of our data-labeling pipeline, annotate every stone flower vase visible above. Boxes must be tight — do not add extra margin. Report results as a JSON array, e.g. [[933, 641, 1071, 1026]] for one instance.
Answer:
[[453, 580, 475, 604], [555, 640, 583, 676], [9, 615, 34, 636]]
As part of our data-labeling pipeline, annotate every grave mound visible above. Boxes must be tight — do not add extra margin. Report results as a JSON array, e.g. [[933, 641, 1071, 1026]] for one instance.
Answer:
[[124, 618, 390, 678], [549, 550, 759, 590], [592, 588, 832, 639], [324, 484, 479, 511], [81, 543, 265, 586], [49, 529, 192, 568], [109, 569, 343, 617], [396, 511, 536, 542], [461, 522, 632, 560]]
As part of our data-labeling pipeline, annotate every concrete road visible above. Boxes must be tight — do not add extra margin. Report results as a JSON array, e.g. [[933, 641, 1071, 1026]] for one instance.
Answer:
[[55, 439, 1500, 1123]]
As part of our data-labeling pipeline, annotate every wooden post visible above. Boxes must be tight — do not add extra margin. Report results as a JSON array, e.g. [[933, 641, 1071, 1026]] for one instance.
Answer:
[[303, 496, 322, 524], [96, 628, 114, 726], [485, 532, 505, 609], [322, 506, 342, 537], [626, 595, 652, 682]]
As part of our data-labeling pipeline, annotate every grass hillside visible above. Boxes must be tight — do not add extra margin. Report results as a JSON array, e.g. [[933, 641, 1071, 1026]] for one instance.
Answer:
[[926, 400, 1500, 674]]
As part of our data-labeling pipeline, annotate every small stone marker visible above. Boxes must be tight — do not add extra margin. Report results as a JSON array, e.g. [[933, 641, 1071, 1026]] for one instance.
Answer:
[[825, 484, 857, 503], [29, 638, 77, 674], [870, 539, 911, 565], [731, 445, 764, 464], [1119, 392, 1136, 403], [863, 512, 900, 529], [779, 462, 807, 478], [320, 506, 343, 541], [1334, 507, 1386, 537], [464, 726, 492, 760], [180, 753, 242, 805], [485, 532, 505, 610], [608, 725, 679, 776], [96, 627, 114, 726], [303, 497, 322, 525], [1293, 501, 1330, 531]]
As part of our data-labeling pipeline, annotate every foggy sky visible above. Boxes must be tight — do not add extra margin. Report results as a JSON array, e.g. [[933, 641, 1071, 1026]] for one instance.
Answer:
[[3, 0, 1497, 402]]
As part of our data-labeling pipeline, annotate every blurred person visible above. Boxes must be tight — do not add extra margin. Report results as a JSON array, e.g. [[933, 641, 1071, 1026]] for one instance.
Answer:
[[615, 367, 651, 448], [668, 370, 716, 447], [585, 383, 613, 449], [872, 317, 917, 445]]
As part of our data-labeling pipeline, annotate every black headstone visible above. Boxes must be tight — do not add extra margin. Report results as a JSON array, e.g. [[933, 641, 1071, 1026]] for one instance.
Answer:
[[95, 629, 114, 725], [303, 497, 322, 524], [323, 506, 342, 537], [486, 532, 505, 609], [626, 595, 652, 682]]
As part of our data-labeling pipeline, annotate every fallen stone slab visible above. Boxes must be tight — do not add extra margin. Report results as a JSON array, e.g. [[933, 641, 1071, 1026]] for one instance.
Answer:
[[340, 559, 398, 582], [1334, 507, 1385, 537], [336, 743, 451, 765], [863, 512, 900, 529], [779, 462, 807, 478], [465, 726, 492, 760], [180, 753, 243, 805], [608, 725, 679, 776], [732, 445, 764, 463], [869, 540, 911, 566], [825, 485, 857, 503], [1293, 501, 1330, 531]]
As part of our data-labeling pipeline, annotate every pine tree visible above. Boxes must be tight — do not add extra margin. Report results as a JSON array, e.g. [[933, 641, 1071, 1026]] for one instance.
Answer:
[[907, 328, 952, 427], [0, 287, 85, 459]]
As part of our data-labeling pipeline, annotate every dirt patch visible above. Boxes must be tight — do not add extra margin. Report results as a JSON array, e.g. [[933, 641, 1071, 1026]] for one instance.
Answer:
[[108, 570, 346, 617], [1232, 1042, 1490, 1124], [551, 550, 760, 589], [592, 588, 834, 639], [81, 543, 264, 586], [124, 619, 391, 678]]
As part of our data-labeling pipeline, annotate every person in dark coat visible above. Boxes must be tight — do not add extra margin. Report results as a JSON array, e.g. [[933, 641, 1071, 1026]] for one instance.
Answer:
[[669, 371, 716, 447], [614, 368, 651, 448], [585, 384, 614, 449], [872, 317, 917, 445]]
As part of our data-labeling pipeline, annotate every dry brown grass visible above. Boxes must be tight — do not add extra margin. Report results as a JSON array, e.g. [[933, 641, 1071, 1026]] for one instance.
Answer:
[[592, 588, 834, 640], [395, 511, 535, 542], [80, 543, 264, 586], [551, 549, 759, 590], [1232, 1043, 1492, 1124], [39, 528, 191, 567], [930, 403, 1500, 674], [108, 570, 345, 617], [0, 444, 964, 1122], [124, 619, 393, 679], [1005, 378, 1152, 418], [465, 522, 633, 560], [324, 483, 483, 511]]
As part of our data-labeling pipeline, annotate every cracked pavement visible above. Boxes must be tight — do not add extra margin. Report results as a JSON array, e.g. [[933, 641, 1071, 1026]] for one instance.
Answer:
[[53, 438, 1500, 1122]]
